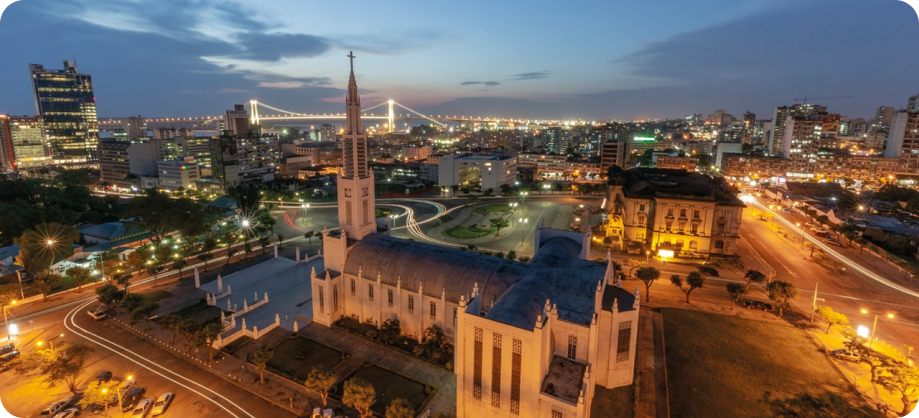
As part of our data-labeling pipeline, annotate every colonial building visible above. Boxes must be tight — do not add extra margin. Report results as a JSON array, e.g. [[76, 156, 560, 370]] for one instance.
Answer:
[[312, 55, 639, 418], [605, 166, 745, 257]]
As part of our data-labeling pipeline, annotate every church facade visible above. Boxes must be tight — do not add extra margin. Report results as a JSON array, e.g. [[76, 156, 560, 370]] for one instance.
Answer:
[[311, 55, 639, 418]]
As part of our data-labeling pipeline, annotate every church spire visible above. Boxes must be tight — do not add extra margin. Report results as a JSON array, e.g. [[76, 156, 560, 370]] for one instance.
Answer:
[[342, 51, 368, 179]]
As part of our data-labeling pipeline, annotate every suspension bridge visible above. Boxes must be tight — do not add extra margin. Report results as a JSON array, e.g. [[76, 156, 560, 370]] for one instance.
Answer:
[[99, 99, 590, 131]]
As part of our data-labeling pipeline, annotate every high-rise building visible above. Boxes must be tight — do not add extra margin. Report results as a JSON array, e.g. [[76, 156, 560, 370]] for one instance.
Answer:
[[320, 124, 337, 142], [908, 93, 919, 113], [337, 53, 376, 242], [224, 105, 251, 136], [124, 115, 147, 139], [29, 61, 99, 166], [768, 104, 827, 156], [544, 127, 566, 154], [0, 116, 14, 172], [600, 140, 627, 173], [875, 106, 896, 127], [886, 111, 909, 159], [2, 116, 50, 171], [895, 112, 919, 174], [98, 140, 133, 188], [177, 136, 213, 167]]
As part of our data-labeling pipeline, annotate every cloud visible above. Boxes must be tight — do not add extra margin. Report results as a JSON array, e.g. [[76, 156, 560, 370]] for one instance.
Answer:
[[461, 81, 500, 86], [511, 71, 550, 81], [230, 32, 330, 62], [257, 81, 307, 89]]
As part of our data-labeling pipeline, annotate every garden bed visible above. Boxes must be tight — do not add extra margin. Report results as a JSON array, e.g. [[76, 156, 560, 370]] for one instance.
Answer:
[[472, 203, 510, 215], [334, 364, 432, 417], [333, 317, 453, 369], [444, 225, 494, 239], [267, 335, 346, 382]]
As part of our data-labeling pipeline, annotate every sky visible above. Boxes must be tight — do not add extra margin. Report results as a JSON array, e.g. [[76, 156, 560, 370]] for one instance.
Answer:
[[0, 0, 917, 121]]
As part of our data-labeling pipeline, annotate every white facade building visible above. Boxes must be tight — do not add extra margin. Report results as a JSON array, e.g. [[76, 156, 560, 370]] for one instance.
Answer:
[[438, 153, 517, 190]]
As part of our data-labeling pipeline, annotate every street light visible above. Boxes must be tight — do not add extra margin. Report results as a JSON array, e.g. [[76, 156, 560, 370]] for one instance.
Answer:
[[3, 300, 16, 340], [860, 309, 894, 349], [518, 218, 529, 244], [645, 250, 650, 264], [796, 222, 805, 247]]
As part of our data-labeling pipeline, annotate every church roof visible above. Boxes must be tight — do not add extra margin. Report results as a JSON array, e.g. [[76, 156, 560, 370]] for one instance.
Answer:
[[342, 233, 619, 331]]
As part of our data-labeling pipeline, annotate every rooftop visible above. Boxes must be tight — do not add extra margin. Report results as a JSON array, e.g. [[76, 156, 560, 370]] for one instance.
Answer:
[[341, 234, 630, 331], [608, 166, 744, 206]]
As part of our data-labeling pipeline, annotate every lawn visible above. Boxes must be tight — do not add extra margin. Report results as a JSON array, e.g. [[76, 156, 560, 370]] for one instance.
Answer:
[[221, 336, 252, 355], [589, 385, 634, 418], [142, 289, 172, 303], [663, 309, 881, 418], [336, 364, 430, 416], [445, 225, 494, 239], [267, 336, 345, 382], [473, 203, 510, 215], [167, 300, 222, 324]]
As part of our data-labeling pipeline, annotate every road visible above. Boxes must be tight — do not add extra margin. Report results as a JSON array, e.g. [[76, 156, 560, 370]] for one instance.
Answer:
[[0, 301, 293, 418], [739, 195, 919, 352]]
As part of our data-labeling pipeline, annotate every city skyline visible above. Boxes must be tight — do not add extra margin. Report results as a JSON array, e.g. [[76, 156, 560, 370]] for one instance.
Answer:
[[0, 0, 917, 121]]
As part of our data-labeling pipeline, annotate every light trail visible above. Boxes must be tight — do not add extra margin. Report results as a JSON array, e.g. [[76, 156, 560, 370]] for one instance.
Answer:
[[64, 301, 259, 418], [745, 196, 919, 299]]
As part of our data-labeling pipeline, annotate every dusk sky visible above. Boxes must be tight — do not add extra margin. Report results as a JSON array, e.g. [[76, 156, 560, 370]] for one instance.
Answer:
[[0, 0, 917, 121]]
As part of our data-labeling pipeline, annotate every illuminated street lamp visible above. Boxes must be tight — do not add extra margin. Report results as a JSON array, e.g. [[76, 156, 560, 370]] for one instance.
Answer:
[[3, 300, 16, 340], [645, 250, 650, 264], [860, 309, 894, 349], [796, 222, 805, 247]]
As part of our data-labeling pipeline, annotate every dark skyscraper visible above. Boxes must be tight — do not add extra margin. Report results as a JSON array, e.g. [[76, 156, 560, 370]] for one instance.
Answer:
[[29, 61, 99, 166]]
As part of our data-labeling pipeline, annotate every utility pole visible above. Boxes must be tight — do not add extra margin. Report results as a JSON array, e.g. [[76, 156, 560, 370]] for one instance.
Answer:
[[810, 282, 825, 322]]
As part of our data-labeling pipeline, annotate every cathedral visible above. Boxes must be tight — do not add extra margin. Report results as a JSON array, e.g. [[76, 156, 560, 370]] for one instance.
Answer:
[[311, 54, 639, 418]]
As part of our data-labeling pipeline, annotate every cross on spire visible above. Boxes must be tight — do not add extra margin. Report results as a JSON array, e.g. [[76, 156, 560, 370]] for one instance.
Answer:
[[347, 51, 355, 72]]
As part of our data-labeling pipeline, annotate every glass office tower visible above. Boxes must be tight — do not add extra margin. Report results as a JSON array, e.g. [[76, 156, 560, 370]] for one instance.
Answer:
[[30, 61, 99, 166]]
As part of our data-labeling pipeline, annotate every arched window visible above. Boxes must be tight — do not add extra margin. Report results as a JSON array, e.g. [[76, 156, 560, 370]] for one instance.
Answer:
[[714, 240, 724, 249], [675, 239, 684, 249], [689, 240, 698, 250]]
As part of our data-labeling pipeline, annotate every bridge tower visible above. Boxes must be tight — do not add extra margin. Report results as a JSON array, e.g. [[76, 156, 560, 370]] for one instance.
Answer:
[[248, 99, 260, 126], [388, 99, 395, 133]]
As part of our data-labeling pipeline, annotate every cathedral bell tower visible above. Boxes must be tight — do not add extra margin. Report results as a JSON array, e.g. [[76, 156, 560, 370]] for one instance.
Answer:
[[337, 51, 376, 241]]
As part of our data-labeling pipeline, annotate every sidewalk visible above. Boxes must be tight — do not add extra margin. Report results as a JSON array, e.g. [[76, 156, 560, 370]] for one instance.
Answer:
[[636, 308, 669, 418]]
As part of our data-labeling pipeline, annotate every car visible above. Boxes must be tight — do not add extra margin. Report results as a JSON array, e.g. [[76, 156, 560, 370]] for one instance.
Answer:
[[832, 349, 860, 362], [0, 350, 20, 364], [52, 407, 80, 418], [88, 308, 107, 321], [118, 377, 136, 396], [824, 239, 842, 246], [122, 387, 146, 412], [0, 343, 14, 355], [130, 398, 153, 418], [40, 398, 72, 416], [150, 392, 174, 416], [94, 371, 113, 382], [815, 232, 829, 238]]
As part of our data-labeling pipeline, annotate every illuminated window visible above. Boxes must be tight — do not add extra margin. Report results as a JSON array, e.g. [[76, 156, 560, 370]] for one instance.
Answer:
[[408, 296, 414, 313], [567, 334, 577, 359], [387, 289, 394, 306]]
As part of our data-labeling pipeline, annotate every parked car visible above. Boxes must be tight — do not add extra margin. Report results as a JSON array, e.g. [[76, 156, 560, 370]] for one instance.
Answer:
[[118, 377, 136, 396], [130, 398, 153, 418], [150, 392, 174, 416], [0, 343, 14, 355], [824, 239, 842, 246], [122, 387, 146, 412], [94, 371, 113, 382], [52, 407, 80, 418], [0, 350, 20, 364], [832, 349, 860, 362], [40, 398, 72, 416]]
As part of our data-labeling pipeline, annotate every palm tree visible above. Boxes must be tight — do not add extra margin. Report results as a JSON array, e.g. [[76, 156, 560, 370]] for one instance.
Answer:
[[304, 231, 315, 244]]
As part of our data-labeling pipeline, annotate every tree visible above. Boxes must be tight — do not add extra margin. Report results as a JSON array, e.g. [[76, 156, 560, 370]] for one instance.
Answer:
[[344, 377, 377, 418], [489, 217, 510, 235], [112, 271, 132, 293], [198, 322, 223, 362], [32, 342, 95, 395], [467, 194, 478, 205], [96, 284, 124, 310], [146, 262, 165, 287], [304, 368, 337, 408], [229, 186, 262, 217], [506, 250, 517, 261], [121, 293, 145, 318], [0, 284, 19, 306], [304, 231, 316, 244], [450, 185, 459, 197], [858, 347, 894, 383], [725, 283, 746, 310], [670, 272, 705, 303], [244, 242, 253, 259], [78, 379, 120, 413], [602, 236, 614, 250], [251, 344, 274, 384], [226, 248, 238, 266], [386, 398, 414, 418], [417, 325, 449, 360], [696, 265, 719, 278], [125, 191, 178, 243], [65, 266, 92, 290], [378, 318, 401, 345], [15, 223, 80, 274], [815, 306, 849, 334], [158, 313, 182, 345], [130, 300, 160, 331], [876, 363, 919, 416], [178, 320, 201, 352], [743, 269, 768, 292], [636, 267, 660, 303], [32, 272, 61, 301], [197, 253, 214, 272], [126, 249, 149, 273], [626, 259, 648, 277], [766, 280, 798, 318], [173, 257, 187, 280]]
